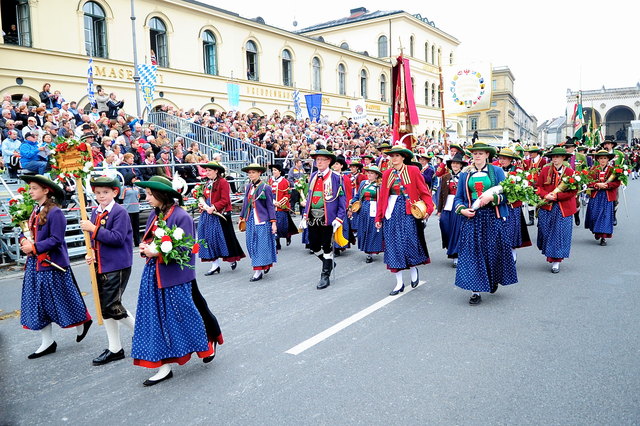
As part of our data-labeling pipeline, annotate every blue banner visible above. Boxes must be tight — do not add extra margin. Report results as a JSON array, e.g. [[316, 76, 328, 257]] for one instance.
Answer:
[[87, 58, 95, 106], [137, 64, 157, 111], [293, 90, 302, 119], [305, 93, 322, 122], [227, 83, 240, 110]]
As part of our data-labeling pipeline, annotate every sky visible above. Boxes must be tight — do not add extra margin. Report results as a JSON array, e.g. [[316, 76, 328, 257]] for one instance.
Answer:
[[205, 0, 640, 125]]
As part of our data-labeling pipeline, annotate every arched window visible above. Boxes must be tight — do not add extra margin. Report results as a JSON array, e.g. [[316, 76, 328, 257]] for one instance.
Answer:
[[424, 42, 429, 63], [338, 63, 346, 95], [150, 17, 168, 67], [409, 35, 414, 57], [360, 69, 368, 99], [83, 1, 107, 58], [312, 57, 321, 91], [431, 45, 435, 64], [431, 83, 436, 107], [202, 30, 217, 75], [377, 35, 388, 58], [449, 51, 454, 65], [380, 74, 386, 102], [282, 49, 292, 87], [437, 48, 441, 65], [424, 82, 429, 105], [437, 84, 441, 108], [246, 40, 258, 81]]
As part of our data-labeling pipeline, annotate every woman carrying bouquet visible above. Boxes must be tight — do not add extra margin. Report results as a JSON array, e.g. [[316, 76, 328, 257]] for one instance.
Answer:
[[134, 176, 223, 386], [19, 175, 93, 359], [349, 165, 384, 263], [239, 163, 278, 282], [453, 142, 518, 305], [268, 164, 298, 250], [585, 150, 621, 246], [496, 148, 532, 263], [197, 161, 245, 276], [437, 153, 467, 268], [535, 147, 578, 273]]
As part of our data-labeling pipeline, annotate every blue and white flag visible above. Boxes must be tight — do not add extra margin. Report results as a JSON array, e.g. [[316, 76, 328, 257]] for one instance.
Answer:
[[227, 83, 240, 110], [305, 93, 322, 122], [87, 58, 96, 106], [137, 64, 157, 111], [293, 90, 302, 119]]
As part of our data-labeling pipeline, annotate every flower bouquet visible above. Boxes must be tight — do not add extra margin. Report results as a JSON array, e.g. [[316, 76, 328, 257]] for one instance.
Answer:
[[294, 175, 309, 204], [500, 169, 543, 206], [608, 165, 630, 186], [147, 215, 204, 270], [8, 185, 35, 230]]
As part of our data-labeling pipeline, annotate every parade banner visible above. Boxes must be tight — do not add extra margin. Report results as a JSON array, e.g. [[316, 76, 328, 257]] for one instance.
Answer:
[[87, 58, 96, 106], [227, 83, 240, 110], [137, 64, 157, 112], [350, 98, 368, 124], [293, 90, 302, 119], [442, 62, 492, 115], [305, 93, 322, 122]]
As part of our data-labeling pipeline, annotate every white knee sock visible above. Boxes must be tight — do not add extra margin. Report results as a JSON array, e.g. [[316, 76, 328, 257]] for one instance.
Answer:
[[148, 364, 172, 381], [410, 267, 418, 282], [393, 271, 403, 291], [512, 249, 517, 262], [36, 324, 54, 353], [104, 318, 122, 353], [252, 270, 263, 279], [120, 311, 135, 330], [552, 261, 560, 270], [209, 259, 220, 271], [324, 251, 334, 260]]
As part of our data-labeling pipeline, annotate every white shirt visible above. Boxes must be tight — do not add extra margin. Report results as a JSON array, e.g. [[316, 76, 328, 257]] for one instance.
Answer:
[[96, 199, 116, 214]]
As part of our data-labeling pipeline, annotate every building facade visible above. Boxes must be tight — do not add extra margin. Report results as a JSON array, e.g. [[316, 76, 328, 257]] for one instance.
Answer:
[[0, 1, 464, 138], [465, 66, 538, 145]]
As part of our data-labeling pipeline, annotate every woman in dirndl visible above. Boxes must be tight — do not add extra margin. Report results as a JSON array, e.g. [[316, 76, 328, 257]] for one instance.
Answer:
[[437, 153, 467, 268], [268, 164, 298, 250], [375, 146, 434, 296], [239, 163, 278, 282], [134, 176, 223, 386], [349, 165, 384, 263], [197, 161, 245, 276], [496, 148, 532, 263], [19, 175, 93, 359], [535, 147, 578, 274], [453, 142, 518, 305], [585, 150, 620, 246]]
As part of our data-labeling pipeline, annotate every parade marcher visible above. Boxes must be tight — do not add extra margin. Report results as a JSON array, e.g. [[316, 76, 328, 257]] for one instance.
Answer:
[[299, 149, 346, 290], [497, 148, 532, 263], [239, 163, 278, 282], [585, 150, 621, 246], [349, 165, 384, 263], [198, 161, 245, 275], [535, 147, 579, 274], [79, 176, 134, 366], [375, 146, 434, 296], [601, 139, 626, 226], [376, 142, 392, 172], [522, 145, 547, 225], [268, 163, 298, 250], [563, 139, 587, 226], [435, 143, 464, 177], [437, 153, 467, 267], [360, 154, 375, 167], [347, 159, 366, 236], [19, 175, 92, 358], [332, 156, 355, 254], [416, 152, 436, 190], [134, 176, 223, 386], [287, 158, 306, 215]]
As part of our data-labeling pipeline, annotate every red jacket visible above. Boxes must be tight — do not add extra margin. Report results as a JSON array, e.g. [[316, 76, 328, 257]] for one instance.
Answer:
[[535, 164, 577, 217], [204, 178, 232, 212], [587, 165, 621, 202], [268, 176, 291, 211], [524, 156, 547, 171], [375, 164, 434, 223], [342, 173, 354, 204]]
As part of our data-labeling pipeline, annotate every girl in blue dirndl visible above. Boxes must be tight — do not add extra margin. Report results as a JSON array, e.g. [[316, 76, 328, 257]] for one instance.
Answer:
[[19, 175, 92, 359], [585, 150, 621, 246], [437, 153, 467, 268], [349, 165, 384, 263], [453, 143, 518, 305], [239, 163, 278, 282]]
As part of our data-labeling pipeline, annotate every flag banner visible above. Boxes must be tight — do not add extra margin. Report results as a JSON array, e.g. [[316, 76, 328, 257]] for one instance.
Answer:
[[227, 83, 240, 110], [137, 64, 157, 111], [350, 98, 367, 123], [87, 58, 95, 106], [305, 93, 322, 122], [391, 55, 419, 148], [573, 93, 584, 140], [293, 90, 302, 119], [442, 62, 492, 115]]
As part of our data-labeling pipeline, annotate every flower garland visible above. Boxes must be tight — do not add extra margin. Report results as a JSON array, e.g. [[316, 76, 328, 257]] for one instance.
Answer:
[[8, 185, 36, 227], [147, 215, 204, 270], [48, 136, 93, 182]]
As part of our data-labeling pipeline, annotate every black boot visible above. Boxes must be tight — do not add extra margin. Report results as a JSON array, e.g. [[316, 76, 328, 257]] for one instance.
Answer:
[[317, 258, 333, 290], [574, 212, 580, 226], [276, 239, 282, 250], [613, 211, 617, 226], [527, 210, 534, 226]]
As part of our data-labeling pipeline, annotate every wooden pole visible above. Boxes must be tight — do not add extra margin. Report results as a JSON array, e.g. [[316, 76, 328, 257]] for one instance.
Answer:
[[76, 178, 103, 325], [438, 51, 449, 154]]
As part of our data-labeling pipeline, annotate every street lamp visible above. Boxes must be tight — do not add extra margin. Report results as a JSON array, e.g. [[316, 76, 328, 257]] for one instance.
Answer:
[[130, 0, 142, 119]]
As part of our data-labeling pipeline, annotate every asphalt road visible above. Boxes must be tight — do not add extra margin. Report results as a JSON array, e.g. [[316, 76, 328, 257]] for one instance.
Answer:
[[1, 184, 639, 425]]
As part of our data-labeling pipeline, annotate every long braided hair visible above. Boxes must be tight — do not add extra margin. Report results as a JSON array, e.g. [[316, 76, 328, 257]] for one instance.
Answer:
[[37, 185, 58, 226]]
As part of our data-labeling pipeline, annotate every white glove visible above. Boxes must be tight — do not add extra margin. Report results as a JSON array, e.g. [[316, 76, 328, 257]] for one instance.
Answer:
[[332, 219, 341, 233], [299, 218, 307, 229]]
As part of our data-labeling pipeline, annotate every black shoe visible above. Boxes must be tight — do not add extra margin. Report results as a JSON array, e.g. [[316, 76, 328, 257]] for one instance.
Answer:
[[411, 270, 420, 288], [231, 261, 237, 271], [143, 370, 173, 387], [599, 238, 607, 246], [389, 284, 405, 296], [574, 213, 580, 226], [333, 249, 341, 257], [286, 237, 291, 246], [469, 294, 482, 305], [204, 267, 220, 276], [76, 319, 93, 342], [28, 341, 57, 359], [249, 273, 263, 282], [527, 211, 535, 226], [365, 255, 373, 263], [276, 242, 282, 250], [92, 348, 125, 366], [551, 265, 560, 274], [613, 218, 617, 226], [264, 267, 271, 274], [317, 258, 333, 290], [203, 342, 217, 364]]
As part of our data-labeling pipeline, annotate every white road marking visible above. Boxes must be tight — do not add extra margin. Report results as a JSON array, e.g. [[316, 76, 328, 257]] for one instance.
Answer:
[[285, 281, 425, 355]]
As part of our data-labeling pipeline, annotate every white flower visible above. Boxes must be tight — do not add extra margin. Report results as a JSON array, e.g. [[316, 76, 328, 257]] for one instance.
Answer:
[[515, 168, 523, 173], [515, 176, 522, 182], [148, 242, 159, 255], [574, 176, 581, 182], [160, 241, 173, 253], [522, 180, 529, 187], [154, 228, 166, 238], [173, 227, 184, 240]]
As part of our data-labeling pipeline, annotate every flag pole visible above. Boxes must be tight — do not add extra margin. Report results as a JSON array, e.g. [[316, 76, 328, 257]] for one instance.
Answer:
[[438, 51, 448, 154]]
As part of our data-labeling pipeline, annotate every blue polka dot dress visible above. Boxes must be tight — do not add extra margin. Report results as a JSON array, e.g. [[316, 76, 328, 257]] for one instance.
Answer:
[[439, 210, 463, 258], [21, 256, 90, 331], [537, 203, 573, 261], [504, 205, 532, 249], [131, 259, 211, 367], [584, 190, 614, 238], [197, 211, 229, 260], [382, 194, 429, 272], [356, 199, 383, 254], [245, 214, 277, 269]]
